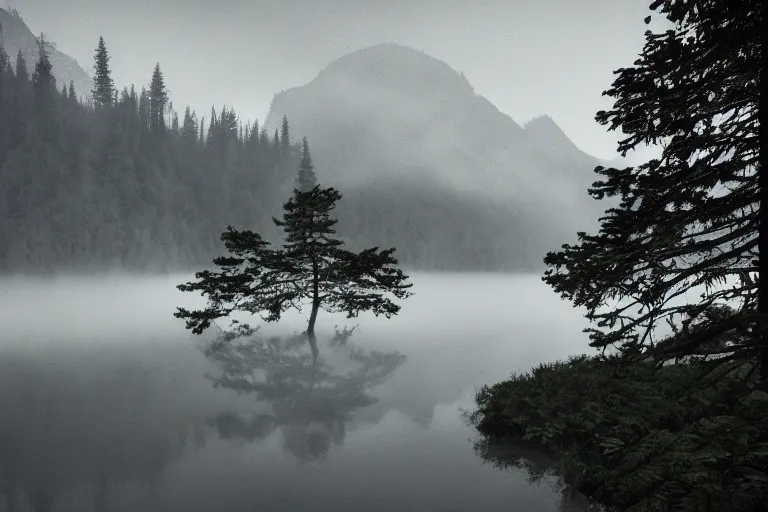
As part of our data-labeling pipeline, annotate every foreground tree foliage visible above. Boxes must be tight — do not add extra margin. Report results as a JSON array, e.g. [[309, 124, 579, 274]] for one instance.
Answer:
[[471, 354, 768, 511], [474, 0, 765, 510], [543, 0, 764, 377], [175, 156, 413, 351]]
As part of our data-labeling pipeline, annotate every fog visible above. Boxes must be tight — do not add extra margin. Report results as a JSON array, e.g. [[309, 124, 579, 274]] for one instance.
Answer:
[[10, 0, 669, 162], [0, 273, 593, 511], [1, 6, 623, 273], [0, 2, 687, 510]]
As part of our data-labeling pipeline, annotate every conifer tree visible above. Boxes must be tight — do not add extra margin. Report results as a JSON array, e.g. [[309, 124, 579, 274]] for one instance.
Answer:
[[251, 119, 261, 148], [280, 115, 290, 148], [206, 107, 216, 145], [280, 114, 290, 167], [32, 33, 56, 99], [14, 50, 28, 83], [149, 63, 167, 132], [138, 86, 150, 130], [175, 185, 412, 351], [543, 0, 764, 380], [68, 80, 76, 103], [296, 137, 317, 192], [91, 36, 114, 107], [181, 106, 197, 144]]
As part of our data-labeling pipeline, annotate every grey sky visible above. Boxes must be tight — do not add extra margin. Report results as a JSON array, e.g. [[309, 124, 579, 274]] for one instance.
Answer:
[[7, 0, 665, 161]]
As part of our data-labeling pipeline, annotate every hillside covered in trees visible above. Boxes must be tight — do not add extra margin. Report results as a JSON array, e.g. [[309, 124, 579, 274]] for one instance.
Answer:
[[0, 7, 91, 103], [0, 12, 604, 273], [0, 30, 299, 272]]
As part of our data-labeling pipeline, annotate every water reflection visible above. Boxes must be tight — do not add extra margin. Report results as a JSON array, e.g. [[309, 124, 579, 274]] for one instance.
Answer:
[[0, 345, 207, 511], [0, 330, 405, 510], [204, 328, 407, 461], [472, 436, 596, 512], [0, 274, 588, 511]]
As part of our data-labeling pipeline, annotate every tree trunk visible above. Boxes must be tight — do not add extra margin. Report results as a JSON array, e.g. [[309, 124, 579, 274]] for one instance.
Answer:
[[307, 260, 320, 393], [307, 327, 319, 361], [307, 260, 320, 344], [307, 302, 319, 338]]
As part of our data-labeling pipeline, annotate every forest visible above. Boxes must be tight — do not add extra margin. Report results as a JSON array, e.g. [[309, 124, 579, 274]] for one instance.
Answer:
[[0, 34, 304, 272], [0, 31, 542, 273]]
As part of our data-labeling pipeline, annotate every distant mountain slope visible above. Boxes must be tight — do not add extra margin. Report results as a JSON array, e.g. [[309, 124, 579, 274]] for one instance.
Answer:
[[265, 43, 605, 270], [0, 8, 91, 100]]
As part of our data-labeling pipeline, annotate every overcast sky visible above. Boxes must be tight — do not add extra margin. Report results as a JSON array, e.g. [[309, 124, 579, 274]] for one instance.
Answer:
[[5, 0, 665, 162]]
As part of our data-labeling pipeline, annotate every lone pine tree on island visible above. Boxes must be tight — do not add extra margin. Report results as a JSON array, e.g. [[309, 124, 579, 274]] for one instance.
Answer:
[[175, 140, 412, 352]]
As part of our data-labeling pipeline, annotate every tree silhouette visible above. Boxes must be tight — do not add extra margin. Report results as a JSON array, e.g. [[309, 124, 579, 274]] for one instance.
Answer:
[[31, 33, 55, 100], [295, 137, 316, 192], [543, 0, 764, 380], [280, 114, 290, 168], [149, 63, 167, 132], [91, 36, 114, 107], [14, 50, 28, 83], [175, 176, 412, 349]]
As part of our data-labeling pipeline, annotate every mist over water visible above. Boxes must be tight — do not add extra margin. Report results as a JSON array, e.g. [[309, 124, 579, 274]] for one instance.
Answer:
[[0, 273, 592, 511]]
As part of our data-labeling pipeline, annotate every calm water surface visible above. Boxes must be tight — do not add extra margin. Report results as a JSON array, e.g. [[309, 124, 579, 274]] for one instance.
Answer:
[[0, 273, 592, 511]]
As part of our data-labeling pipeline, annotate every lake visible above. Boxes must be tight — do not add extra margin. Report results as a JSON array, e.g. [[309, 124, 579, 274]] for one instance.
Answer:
[[0, 273, 594, 512]]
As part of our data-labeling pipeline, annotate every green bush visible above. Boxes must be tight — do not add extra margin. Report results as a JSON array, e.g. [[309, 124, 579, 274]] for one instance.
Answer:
[[471, 355, 768, 511]]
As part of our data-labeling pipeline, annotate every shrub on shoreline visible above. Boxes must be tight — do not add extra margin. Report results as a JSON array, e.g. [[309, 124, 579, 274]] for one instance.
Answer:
[[471, 355, 768, 511]]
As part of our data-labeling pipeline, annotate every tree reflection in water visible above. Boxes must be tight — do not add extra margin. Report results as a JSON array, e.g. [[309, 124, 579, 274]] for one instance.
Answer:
[[205, 327, 406, 461], [0, 329, 405, 509], [471, 436, 599, 512], [0, 345, 207, 511]]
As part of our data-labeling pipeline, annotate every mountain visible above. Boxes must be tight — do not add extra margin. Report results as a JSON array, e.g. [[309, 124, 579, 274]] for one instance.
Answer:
[[0, 8, 91, 100], [265, 43, 604, 270]]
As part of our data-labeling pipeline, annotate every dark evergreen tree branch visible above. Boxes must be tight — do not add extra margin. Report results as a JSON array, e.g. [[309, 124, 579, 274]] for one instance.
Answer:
[[543, 0, 764, 379]]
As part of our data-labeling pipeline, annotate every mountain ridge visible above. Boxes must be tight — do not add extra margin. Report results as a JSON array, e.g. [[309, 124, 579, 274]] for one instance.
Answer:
[[0, 8, 92, 100], [264, 43, 606, 270], [266, 44, 601, 207]]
